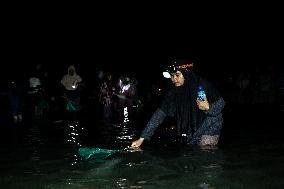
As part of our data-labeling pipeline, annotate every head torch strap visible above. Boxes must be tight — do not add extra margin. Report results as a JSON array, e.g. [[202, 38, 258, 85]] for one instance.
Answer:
[[163, 62, 194, 78], [176, 63, 194, 69]]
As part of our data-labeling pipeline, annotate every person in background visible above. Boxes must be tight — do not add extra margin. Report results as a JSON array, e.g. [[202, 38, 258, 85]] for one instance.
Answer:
[[131, 58, 225, 149], [28, 67, 49, 119], [116, 74, 138, 119], [8, 78, 25, 124], [61, 64, 83, 118], [99, 72, 116, 121]]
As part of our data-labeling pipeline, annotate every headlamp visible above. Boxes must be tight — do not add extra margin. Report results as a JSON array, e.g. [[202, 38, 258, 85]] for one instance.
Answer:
[[162, 71, 171, 79], [162, 60, 194, 78], [162, 64, 178, 78]]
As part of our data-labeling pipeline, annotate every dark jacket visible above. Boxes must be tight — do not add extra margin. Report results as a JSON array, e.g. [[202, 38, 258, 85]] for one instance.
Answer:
[[141, 72, 225, 145]]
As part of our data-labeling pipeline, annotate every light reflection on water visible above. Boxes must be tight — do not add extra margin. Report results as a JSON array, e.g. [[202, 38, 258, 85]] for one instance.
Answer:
[[65, 120, 84, 166], [24, 123, 45, 176], [1, 112, 284, 189]]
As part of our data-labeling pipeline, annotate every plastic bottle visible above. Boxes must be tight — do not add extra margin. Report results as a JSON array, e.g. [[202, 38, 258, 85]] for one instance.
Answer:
[[197, 85, 206, 101]]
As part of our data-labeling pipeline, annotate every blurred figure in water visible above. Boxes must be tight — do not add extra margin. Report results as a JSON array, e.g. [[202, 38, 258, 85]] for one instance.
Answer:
[[99, 72, 117, 122], [235, 70, 251, 104], [116, 74, 138, 120], [27, 66, 49, 120], [8, 77, 25, 124], [61, 64, 84, 120]]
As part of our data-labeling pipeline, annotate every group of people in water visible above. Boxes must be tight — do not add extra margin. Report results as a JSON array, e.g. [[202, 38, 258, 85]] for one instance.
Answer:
[[3, 57, 228, 149]]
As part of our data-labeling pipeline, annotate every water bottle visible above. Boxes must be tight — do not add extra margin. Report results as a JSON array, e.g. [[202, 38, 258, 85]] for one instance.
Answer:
[[197, 84, 206, 101]]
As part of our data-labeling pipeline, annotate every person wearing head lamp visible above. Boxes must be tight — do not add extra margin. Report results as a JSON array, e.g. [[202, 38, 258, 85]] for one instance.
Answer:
[[131, 58, 225, 148]]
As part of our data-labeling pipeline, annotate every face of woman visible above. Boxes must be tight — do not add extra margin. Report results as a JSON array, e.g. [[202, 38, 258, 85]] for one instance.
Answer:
[[68, 69, 75, 76], [171, 71, 185, 87]]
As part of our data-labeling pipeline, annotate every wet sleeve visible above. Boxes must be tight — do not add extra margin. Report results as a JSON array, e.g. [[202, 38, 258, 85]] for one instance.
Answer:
[[61, 76, 66, 86], [141, 108, 167, 141], [206, 97, 225, 116], [77, 75, 83, 83]]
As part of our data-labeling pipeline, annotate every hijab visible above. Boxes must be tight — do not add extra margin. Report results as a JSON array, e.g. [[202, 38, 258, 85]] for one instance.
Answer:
[[160, 60, 221, 136]]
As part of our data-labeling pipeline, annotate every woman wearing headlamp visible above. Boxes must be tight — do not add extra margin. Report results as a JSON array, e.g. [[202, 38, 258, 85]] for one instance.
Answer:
[[131, 58, 225, 148]]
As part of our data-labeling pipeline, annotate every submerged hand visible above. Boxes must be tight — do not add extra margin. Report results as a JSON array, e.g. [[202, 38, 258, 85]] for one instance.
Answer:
[[131, 137, 144, 149]]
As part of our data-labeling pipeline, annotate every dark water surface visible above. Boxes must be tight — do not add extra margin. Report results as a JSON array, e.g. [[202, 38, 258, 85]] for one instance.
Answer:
[[0, 104, 284, 189]]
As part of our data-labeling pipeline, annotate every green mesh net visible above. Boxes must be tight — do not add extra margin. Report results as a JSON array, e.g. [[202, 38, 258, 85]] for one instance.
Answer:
[[66, 100, 81, 112], [78, 147, 119, 160]]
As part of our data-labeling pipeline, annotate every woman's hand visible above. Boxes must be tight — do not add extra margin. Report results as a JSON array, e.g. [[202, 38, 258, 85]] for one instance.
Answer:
[[196, 96, 209, 111], [131, 137, 144, 149]]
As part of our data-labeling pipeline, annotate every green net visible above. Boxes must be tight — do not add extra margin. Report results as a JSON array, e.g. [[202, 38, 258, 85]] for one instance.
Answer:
[[66, 100, 81, 112], [78, 147, 119, 160]]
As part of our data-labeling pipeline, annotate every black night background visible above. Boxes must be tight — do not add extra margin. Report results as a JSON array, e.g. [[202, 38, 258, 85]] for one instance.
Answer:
[[1, 7, 284, 188]]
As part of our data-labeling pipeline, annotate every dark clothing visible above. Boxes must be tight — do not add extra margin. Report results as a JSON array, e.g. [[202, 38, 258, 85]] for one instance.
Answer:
[[8, 81, 25, 116], [141, 72, 225, 145], [9, 92, 22, 116]]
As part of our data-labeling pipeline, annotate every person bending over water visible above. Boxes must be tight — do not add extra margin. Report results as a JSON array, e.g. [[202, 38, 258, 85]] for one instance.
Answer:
[[131, 58, 225, 149]]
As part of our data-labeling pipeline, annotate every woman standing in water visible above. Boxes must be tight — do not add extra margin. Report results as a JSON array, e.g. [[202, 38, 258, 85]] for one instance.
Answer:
[[61, 64, 84, 119], [131, 58, 225, 148]]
